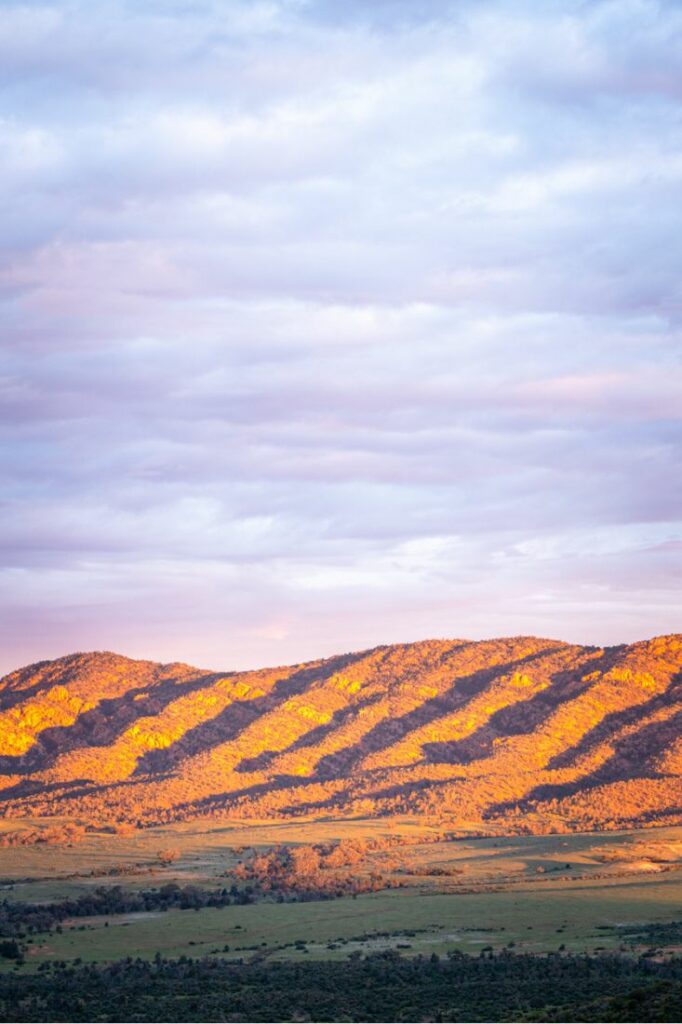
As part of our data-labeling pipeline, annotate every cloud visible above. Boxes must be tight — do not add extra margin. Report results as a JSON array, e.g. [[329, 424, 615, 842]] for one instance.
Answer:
[[0, 0, 680, 673]]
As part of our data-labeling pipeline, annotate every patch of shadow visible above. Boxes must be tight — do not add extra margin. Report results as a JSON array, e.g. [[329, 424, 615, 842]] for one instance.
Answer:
[[0, 770, 174, 807], [0, 672, 219, 778], [485, 703, 682, 819], [0, 778, 94, 802], [617, 804, 682, 826], [546, 669, 682, 770], [0, 653, 155, 714], [309, 649, 564, 782], [234, 694, 386, 774], [134, 652, 366, 777], [272, 776, 456, 819], [423, 647, 626, 767], [168, 773, 310, 819], [232, 643, 472, 776], [0, 678, 60, 715]]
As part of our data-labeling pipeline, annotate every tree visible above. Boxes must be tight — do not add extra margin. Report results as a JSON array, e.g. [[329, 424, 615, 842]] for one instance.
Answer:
[[157, 848, 180, 866]]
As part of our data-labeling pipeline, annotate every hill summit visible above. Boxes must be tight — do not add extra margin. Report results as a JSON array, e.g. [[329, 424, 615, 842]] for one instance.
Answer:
[[0, 635, 680, 834]]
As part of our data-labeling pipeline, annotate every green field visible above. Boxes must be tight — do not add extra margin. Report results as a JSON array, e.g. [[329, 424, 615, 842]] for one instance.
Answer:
[[15, 875, 681, 967]]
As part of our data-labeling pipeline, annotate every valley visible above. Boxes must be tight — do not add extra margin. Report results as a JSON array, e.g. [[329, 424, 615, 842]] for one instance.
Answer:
[[1, 819, 681, 969]]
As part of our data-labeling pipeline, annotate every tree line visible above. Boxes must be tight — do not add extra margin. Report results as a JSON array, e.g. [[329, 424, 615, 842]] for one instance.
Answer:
[[0, 949, 681, 1021]]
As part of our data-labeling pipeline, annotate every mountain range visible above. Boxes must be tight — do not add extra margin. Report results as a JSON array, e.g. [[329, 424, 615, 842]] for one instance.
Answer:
[[0, 634, 680, 834]]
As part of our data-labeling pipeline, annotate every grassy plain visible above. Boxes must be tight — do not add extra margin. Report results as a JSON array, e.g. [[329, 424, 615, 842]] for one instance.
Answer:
[[1, 817, 680, 970]]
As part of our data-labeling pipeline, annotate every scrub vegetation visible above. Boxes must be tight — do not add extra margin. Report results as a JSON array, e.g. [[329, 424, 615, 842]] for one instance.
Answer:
[[0, 635, 680, 833]]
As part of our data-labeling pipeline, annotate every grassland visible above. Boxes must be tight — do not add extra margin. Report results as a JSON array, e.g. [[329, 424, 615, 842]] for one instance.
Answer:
[[15, 875, 682, 966], [1, 817, 681, 972]]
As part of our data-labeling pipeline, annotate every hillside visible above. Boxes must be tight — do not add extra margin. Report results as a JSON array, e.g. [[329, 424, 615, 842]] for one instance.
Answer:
[[0, 635, 680, 834]]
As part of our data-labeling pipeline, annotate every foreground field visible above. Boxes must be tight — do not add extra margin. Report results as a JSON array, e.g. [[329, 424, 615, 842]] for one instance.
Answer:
[[12, 877, 682, 967], [1, 819, 681, 968]]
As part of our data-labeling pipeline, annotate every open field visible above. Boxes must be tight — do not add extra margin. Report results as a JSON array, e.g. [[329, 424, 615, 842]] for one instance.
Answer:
[[0, 814, 444, 893], [1, 818, 681, 971], [2, 816, 681, 891], [12, 874, 682, 967]]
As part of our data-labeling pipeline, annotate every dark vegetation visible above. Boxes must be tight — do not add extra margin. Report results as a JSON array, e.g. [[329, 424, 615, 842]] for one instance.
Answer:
[[1, 950, 682, 1022], [0, 862, 395, 955], [0, 886, 245, 949], [603, 920, 682, 949]]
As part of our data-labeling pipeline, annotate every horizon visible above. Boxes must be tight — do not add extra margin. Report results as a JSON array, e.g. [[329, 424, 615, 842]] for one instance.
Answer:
[[3, 627, 678, 680], [1, 0, 680, 676]]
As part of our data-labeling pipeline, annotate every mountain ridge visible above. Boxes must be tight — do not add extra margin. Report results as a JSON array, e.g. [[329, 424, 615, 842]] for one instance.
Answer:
[[0, 633, 680, 835]]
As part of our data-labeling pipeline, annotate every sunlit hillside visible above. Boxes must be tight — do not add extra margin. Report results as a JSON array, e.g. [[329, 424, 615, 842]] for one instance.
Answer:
[[0, 635, 680, 834]]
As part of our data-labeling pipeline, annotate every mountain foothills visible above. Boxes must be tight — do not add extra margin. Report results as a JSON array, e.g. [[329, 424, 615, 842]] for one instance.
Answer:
[[0, 635, 680, 834]]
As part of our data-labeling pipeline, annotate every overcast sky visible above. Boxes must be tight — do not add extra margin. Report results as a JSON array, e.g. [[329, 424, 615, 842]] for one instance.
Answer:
[[1, 0, 680, 675]]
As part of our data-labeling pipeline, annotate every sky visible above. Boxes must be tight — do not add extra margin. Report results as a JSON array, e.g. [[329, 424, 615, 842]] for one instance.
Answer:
[[1, 0, 681, 675]]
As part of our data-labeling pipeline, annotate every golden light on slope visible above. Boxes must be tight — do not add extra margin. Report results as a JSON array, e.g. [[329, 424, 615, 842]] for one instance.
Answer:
[[0, 635, 680, 835]]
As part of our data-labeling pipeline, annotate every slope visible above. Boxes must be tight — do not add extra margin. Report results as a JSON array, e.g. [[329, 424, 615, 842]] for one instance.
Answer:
[[0, 635, 680, 834]]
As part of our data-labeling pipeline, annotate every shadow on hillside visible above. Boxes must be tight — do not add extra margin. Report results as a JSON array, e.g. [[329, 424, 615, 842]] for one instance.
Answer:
[[308, 647, 563, 780], [256, 774, 462, 820], [0, 777, 95, 802], [232, 642, 465, 776], [0, 679, 61, 716], [545, 669, 682, 771], [133, 652, 365, 777], [0, 657, 94, 714], [234, 694, 387, 774], [166, 646, 564, 819], [0, 672, 218, 778], [485, 702, 682, 820], [422, 647, 627, 767]]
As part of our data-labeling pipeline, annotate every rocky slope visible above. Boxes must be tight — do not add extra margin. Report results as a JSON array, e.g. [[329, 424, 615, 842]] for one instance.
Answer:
[[0, 635, 680, 833]]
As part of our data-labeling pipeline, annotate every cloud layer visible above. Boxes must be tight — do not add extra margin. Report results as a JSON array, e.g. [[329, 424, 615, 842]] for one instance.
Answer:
[[1, 0, 680, 673]]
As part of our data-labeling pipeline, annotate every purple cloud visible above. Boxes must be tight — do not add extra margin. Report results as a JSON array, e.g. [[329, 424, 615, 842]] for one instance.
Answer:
[[0, 0, 680, 675]]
